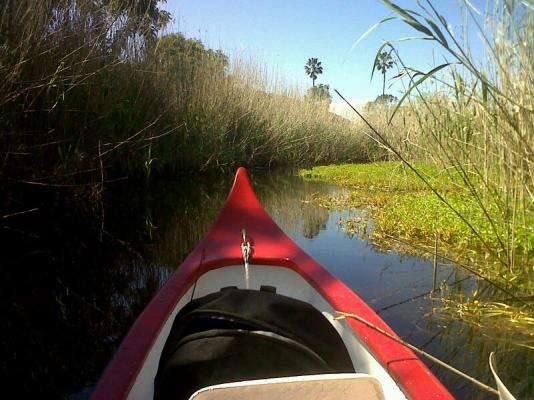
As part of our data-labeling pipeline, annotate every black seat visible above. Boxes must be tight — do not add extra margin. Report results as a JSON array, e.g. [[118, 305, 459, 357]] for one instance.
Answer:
[[154, 289, 354, 400]]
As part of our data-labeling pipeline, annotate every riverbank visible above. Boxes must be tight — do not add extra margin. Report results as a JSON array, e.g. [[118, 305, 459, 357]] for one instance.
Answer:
[[300, 162, 534, 339], [0, 2, 376, 200]]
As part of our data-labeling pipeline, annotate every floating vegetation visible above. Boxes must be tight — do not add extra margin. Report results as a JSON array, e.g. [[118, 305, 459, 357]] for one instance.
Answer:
[[439, 296, 534, 347], [301, 162, 534, 336]]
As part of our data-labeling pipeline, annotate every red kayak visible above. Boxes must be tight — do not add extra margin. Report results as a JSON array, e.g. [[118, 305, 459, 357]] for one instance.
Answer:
[[92, 167, 453, 400]]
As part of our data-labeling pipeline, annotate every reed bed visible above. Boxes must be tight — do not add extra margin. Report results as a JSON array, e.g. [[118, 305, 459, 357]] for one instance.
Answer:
[[0, 0, 373, 196], [390, 4, 531, 270]]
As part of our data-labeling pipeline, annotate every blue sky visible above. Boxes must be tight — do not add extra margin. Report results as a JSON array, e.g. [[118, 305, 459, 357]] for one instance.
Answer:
[[163, 0, 486, 114]]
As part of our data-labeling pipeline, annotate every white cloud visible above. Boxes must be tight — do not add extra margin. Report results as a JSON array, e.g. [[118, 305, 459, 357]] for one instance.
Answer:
[[329, 98, 369, 120]]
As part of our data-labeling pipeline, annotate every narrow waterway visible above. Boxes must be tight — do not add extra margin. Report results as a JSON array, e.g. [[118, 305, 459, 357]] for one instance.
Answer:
[[1, 169, 531, 399]]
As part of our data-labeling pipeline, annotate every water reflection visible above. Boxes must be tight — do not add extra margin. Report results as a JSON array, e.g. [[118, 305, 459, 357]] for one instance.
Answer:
[[1, 188, 171, 398], [1, 170, 532, 399]]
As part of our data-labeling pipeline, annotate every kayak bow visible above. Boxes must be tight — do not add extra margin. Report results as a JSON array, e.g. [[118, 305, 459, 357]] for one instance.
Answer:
[[92, 167, 453, 400]]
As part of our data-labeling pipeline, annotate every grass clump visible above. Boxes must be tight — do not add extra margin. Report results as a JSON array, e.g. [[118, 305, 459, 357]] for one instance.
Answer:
[[300, 161, 458, 191]]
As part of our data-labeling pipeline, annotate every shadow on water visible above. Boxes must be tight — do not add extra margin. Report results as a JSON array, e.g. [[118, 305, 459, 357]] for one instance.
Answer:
[[1, 169, 532, 398]]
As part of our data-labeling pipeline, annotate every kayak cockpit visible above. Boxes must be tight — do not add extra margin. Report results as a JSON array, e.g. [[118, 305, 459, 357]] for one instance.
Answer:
[[154, 287, 356, 400], [122, 264, 409, 400]]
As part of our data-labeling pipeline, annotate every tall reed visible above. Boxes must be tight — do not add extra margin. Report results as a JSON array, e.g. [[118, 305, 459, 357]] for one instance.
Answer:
[[357, 0, 533, 319], [0, 0, 374, 197], [0, 1, 173, 188]]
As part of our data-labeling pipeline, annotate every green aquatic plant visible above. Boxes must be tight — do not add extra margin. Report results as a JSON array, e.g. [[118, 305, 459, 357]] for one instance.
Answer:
[[301, 162, 534, 335]]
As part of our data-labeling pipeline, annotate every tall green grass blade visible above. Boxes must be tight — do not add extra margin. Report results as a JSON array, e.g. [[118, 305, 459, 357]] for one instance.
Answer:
[[391, 36, 434, 42], [423, 17, 449, 47], [462, 0, 481, 15], [381, 0, 433, 37], [388, 62, 451, 124], [351, 17, 396, 51], [381, 0, 422, 24], [402, 19, 434, 37]]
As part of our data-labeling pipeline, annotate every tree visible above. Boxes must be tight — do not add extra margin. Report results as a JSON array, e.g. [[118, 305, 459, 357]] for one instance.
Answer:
[[154, 33, 228, 77], [104, 0, 171, 40], [373, 50, 395, 96], [304, 58, 323, 87], [374, 94, 397, 104], [306, 84, 331, 104]]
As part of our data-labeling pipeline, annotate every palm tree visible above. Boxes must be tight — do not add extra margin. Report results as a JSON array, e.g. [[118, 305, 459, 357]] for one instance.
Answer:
[[374, 51, 395, 96], [304, 58, 323, 87]]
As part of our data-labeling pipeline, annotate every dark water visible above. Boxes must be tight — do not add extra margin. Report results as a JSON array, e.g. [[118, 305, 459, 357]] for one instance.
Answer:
[[1, 169, 532, 399]]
